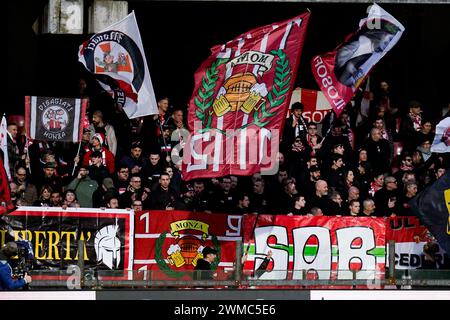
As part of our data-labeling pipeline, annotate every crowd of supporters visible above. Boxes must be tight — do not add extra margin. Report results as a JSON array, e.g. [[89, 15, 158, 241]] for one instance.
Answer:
[[3, 79, 450, 217]]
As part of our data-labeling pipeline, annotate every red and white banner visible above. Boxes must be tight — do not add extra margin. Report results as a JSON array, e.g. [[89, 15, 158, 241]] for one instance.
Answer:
[[182, 12, 310, 180], [289, 88, 332, 123], [311, 4, 404, 117], [78, 11, 158, 119], [133, 210, 243, 280], [386, 216, 449, 269], [243, 215, 386, 281]]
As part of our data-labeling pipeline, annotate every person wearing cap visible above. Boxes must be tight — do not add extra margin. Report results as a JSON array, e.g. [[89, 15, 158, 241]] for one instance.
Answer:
[[0, 242, 32, 290], [363, 128, 391, 175], [82, 132, 115, 175], [282, 102, 308, 153], [400, 100, 422, 152], [194, 246, 218, 280], [66, 165, 99, 208], [87, 151, 110, 186], [88, 110, 117, 156]]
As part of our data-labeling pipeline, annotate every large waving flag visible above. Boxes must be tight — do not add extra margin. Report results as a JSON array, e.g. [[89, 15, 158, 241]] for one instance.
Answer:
[[409, 171, 450, 255], [182, 12, 310, 180], [311, 4, 404, 117], [78, 11, 158, 119]]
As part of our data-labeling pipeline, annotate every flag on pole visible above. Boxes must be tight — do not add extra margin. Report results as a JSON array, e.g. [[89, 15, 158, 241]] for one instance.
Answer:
[[78, 11, 158, 119], [311, 3, 404, 117], [25, 96, 88, 143], [0, 115, 11, 181], [288, 88, 332, 122], [182, 12, 311, 180], [409, 171, 450, 254]]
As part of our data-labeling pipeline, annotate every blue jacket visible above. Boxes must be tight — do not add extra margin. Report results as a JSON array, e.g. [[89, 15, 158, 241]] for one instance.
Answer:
[[0, 259, 27, 290]]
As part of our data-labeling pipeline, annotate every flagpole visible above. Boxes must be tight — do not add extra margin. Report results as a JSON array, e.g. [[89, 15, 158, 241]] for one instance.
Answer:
[[72, 141, 82, 176]]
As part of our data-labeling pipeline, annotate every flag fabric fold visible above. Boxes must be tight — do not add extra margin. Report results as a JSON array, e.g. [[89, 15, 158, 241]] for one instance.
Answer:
[[78, 11, 158, 119], [182, 12, 310, 180], [311, 3, 404, 117], [0, 115, 11, 181]]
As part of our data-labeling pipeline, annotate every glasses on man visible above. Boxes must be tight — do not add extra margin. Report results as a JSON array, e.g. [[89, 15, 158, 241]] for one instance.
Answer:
[[120, 170, 129, 173], [131, 180, 141, 183]]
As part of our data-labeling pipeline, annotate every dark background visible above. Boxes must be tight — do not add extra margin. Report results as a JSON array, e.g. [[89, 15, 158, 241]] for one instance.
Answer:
[[7, 1, 450, 120]]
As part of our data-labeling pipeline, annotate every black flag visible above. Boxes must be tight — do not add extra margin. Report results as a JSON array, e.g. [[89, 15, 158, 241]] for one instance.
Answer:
[[409, 171, 450, 254], [25, 96, 87, 143]]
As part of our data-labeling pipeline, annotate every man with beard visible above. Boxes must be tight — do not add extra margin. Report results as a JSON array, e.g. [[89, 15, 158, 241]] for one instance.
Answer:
[[88, 110, 117, 155], [334, 21, 399, 87]]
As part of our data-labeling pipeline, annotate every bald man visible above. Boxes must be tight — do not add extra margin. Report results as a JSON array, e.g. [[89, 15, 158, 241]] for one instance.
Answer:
[[307, 180, 334, 215]]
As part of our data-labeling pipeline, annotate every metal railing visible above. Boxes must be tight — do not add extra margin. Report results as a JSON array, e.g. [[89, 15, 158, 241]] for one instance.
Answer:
[[26, 239, 450, 290]]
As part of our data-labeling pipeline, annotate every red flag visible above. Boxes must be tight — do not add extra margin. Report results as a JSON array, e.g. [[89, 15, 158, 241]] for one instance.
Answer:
[[0, 157, 16, 215], [311, 4, 404, 117], [182, 12, 310, 180]]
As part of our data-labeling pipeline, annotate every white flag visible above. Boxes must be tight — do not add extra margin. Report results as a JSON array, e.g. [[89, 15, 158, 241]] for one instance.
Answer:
[[0, 115, 11, 180], [431, 117, 450, 153], [78, 11, 158, 119]]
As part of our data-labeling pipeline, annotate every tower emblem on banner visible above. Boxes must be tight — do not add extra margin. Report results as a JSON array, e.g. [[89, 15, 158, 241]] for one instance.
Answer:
[[155, 220, 220, 278]]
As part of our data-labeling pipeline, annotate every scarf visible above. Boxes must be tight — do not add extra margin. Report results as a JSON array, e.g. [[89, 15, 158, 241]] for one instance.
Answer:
[[409, 112, 422, 131]]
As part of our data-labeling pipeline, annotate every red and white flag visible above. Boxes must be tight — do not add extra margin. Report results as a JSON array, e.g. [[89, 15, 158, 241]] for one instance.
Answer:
[[182, 12, 310, 180], [311, 4, 404, 117], [78, 11, 158, 119], [0, 115, 10, 181]]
